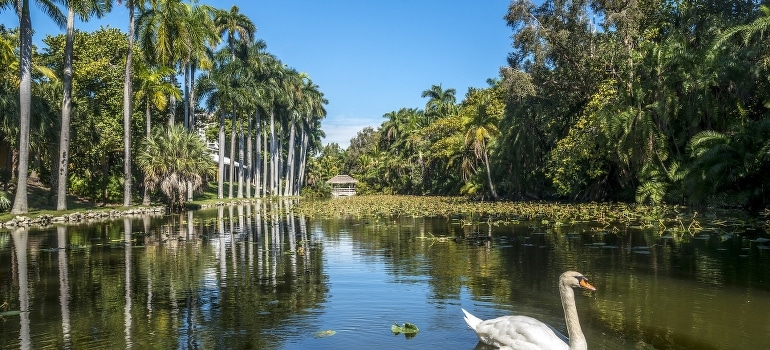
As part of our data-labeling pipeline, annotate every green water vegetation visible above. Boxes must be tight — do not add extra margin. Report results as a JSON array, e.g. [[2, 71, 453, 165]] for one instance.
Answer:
[[312, 330, 336, 338], [391, 322, 419, 335], [292, 195, 769, 238], [0, 1, 769, 216]]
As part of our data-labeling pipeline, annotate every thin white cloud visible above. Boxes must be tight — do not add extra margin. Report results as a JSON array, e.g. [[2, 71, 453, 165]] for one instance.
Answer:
[[321, 114, 379, 149]]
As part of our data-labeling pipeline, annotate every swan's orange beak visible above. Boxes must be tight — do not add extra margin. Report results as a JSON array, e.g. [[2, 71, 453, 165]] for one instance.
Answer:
[[579, 278, 596, 291]]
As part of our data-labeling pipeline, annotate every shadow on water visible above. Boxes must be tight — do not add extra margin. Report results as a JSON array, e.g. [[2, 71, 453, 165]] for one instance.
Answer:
[[0, 201, 768, 349]]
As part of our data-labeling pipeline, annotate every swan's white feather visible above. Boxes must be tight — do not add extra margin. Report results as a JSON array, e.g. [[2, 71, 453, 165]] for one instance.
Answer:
[[462, 309, 569, 350]]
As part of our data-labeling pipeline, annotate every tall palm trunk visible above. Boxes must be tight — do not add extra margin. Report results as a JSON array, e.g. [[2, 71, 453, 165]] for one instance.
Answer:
[[123, 0, 135, 207], [284, 115, 296, 196], [184, 63, 191, 129], [217, 109, 225, 199], [142, 98, 152, 205], [297, 122, 308, 195], [228, 108, 236, 198], [483, 148, 498, 200], [254, 111, 262, 198], [56, 7, 76, 211], [262, 124, 268, 197], [237, 111, 244, 198], [12, 0, 33, 214], [168, 74, 177, 126], [245, 111, 252, 198], [269, 108, 277, 196], [185, 61, 198, 202]]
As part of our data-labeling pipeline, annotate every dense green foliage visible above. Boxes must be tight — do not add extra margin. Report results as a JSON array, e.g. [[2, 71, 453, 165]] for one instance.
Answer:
[[1, 0, 769, 212], [338, 0, 770, 210], [0, 2, 326, 211], [136, 124, 215, 209]]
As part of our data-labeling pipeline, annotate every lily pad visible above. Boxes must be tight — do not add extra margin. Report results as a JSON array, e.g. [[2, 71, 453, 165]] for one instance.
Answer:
[[391, 322, 419, 334], [313, 330, 336, 338]]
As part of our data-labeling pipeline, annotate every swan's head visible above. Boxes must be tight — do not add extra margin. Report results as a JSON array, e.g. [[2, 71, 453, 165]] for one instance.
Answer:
[[560, 271, 596, 291]]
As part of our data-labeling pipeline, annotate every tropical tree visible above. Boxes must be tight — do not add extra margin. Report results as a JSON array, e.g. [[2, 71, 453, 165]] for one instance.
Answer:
[[421, 83, 456, 125], [40, 28, 132, 204], [134, 62, 180, 205], [685, 119, 770, 210], [118, 0, 137, 207], [55, 0, 111, 211], [136, 124, 215, 210], [462, 86, 504, 199], [196, 47, 248, 199], [7, 0, 65, 214], [296, 77, 326, 195], [180, 1, 218, 130], [136, 0, 188, 125], [0, 28, 20, 191], [213, 5, 254, 198]]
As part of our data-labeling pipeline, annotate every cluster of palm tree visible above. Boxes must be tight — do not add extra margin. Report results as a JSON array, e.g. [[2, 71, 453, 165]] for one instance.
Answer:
[[339, 0, 770, 210], [0, 0, 326, 212], [337, 82, 504, 198]]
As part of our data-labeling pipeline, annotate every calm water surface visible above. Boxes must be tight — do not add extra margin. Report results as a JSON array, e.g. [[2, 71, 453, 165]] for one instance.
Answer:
[[1, 201, 769, 349]]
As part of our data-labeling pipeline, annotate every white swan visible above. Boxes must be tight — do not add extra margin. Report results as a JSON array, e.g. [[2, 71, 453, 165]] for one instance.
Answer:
[[462, 271, 596, 350]]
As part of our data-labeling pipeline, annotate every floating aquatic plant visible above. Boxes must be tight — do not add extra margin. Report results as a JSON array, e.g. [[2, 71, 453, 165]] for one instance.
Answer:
[[313, 330, 336, 338], [391, 322, 419, 335]]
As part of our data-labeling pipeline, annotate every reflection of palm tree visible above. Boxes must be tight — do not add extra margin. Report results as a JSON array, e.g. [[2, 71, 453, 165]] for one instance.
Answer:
[[57, 226, 72, 347], [12, 228, 31, 348], [123, 218, 133, 349]]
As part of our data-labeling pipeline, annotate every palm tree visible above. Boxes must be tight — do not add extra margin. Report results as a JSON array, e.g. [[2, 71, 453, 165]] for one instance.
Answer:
[[713, 5, 770, 55], [196, 48, 249, 199], [8, 0, 65, 214], [281, 68, 304, 196], [179, 1, 217, 130], [462, 87, 503, 200], [296, 78, 326, 195], [116, 0, 137, 207], [297, 110, 325, 194], [136, 0, 188, 125], [134, 62, 179, 205], [214, 5, 255, 59], [56, 0, 111, 211], [136, 124, 215, 210], [421, 84, 456, 125], [240, 40, 268, 198], [214, 5, 254, 198]]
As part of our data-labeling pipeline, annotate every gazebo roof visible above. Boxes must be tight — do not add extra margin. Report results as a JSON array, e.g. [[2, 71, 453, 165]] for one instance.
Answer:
[[326, 174, 358, 184]]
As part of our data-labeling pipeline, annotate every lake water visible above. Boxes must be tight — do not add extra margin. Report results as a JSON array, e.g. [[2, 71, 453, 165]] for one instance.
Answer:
[[0, 201, 769, 349]]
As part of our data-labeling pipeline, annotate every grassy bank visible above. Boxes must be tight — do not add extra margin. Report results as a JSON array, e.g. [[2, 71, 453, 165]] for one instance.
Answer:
[[0, 181, 234, 222]]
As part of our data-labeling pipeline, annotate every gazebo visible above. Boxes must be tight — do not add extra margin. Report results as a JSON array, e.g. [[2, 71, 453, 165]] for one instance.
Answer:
[[326, 174, 358, 197]]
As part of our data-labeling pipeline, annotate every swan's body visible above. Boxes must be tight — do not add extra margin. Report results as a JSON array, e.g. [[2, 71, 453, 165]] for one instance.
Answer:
[[462, 271, 596, 350]]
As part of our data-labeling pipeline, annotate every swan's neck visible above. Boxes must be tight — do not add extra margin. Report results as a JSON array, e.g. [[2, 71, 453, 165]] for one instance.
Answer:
[[560, 283, 587, 350]]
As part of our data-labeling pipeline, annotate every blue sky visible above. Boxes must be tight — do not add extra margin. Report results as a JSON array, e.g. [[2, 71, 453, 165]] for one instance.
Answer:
[[1, 1, 514, 148]]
